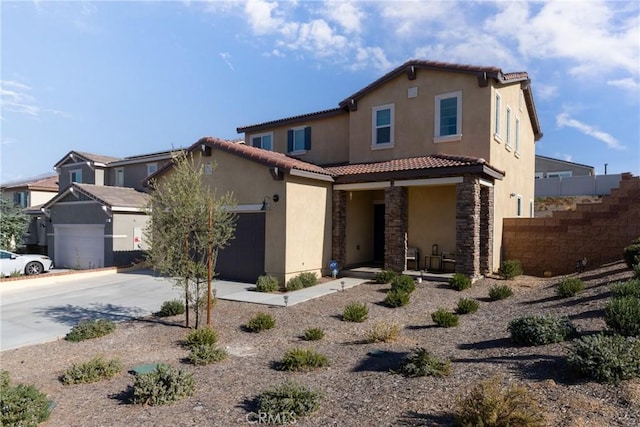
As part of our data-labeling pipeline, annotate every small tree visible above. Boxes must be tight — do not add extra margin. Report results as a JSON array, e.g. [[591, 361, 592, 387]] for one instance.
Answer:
[[0, 196, 29, 250], [146, 153, 236, 328]]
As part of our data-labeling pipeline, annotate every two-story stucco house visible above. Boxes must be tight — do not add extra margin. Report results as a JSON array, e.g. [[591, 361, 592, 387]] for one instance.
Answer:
[[152, 59, 542, 284], [43, 150, 175, 268]]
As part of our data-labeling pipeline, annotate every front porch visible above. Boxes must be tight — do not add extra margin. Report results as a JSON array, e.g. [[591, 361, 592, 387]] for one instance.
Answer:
[[341, 265, 454, 283]]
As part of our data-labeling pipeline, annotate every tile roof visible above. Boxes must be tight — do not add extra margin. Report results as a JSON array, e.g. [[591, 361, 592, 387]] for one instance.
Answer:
[[73, 183, 150, 208], [237, 107, 345, 134], [1, 174, 58, 190], [73, 151, 122, 165]]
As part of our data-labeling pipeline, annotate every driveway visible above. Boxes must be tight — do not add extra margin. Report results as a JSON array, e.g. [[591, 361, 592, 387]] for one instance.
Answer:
[[0, 270, 181, 351]]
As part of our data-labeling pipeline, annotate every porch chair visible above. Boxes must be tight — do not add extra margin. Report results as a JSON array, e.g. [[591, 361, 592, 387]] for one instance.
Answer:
[[406, 247, 419, 270], [441, 252, 456, 273]]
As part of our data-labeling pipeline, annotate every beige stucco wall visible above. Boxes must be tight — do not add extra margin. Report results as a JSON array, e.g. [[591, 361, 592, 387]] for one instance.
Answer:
[[30, 190, 57, 207], [345, 190, 376, 265]]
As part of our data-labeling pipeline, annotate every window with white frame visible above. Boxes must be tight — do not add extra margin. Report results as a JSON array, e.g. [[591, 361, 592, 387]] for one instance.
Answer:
[[494, 92, 501, 140], [516, 195, 522, 217], [547, 171, 573, 178], [515, 117, 521, 154], [372, 104, 394, 147], [70, 169, 82, 183], [505, 106, 512, 149], [287, 126, 311, 153], [519, 90, 524, 111], [146, 163, 158, 176], [251, 132, 273, 150], [434, 91, 462, 142], [115, 168, 124, 187]]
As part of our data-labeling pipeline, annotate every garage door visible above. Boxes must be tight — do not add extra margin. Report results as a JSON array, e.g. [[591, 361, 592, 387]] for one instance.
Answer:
[[216, 213, 265, 283], [54, 224, 105, 269]]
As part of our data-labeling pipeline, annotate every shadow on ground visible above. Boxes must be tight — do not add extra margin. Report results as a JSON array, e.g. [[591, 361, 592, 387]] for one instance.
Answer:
[[396, 410, 455, 426], [352, 350, 407, 372], [36, 303, 147, 326]]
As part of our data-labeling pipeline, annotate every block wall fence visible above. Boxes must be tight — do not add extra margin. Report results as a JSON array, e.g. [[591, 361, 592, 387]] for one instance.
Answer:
[[503, 173, 640, 276]]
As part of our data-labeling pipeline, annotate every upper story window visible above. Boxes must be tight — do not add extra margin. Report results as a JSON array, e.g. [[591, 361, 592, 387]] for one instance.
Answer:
[[372, 104, 394, 148], [70, 169, 82, 183], [251, 132, 273, 150], [146, 163, 158, 176], [494, 92, 502, 141], [434, 91, 462, 143], [13, 191, 28, 208], [547, 171, 572, 178], [115, 168, 124, 187], [287, 126, 311, 154], [505, 106, 512, 149], [515, 117, 521, 155]]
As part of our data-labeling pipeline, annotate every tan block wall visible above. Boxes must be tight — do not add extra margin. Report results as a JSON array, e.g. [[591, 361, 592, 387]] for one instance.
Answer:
[[503, 174, 640, 276]]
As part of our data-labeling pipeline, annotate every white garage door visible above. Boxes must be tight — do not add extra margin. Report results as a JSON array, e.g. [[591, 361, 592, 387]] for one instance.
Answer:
[[54, 224, 105, 269]]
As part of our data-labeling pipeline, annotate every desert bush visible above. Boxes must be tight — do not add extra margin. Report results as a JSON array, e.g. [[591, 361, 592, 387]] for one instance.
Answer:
[[397, 348, 451, 377], [246, 312, 276, 332], [131, 364, 194, 405], [508, 315, 576, 346], [256, 381, 322, 422], [342, 302, 368, 322], [498, 259, 523, 280], [1, 370, 8, 389], [184, 326, 218, 348], [366, 320, 401, 343], [297, 272, 318, 288], [453, 376, 544, 427], [256, 275, 279, 293], [189, 344, 228, 366], [375, 269, 398, 284], [156, 299, 185, 317], [65, 319, 116, 342], [279, 348, 330, 372], [488, 285, 514, 301], [449, 273, 472, 291], [390, 275, 416, 294], [567, 334, 640, 384], [431, 308, 460, 327], [456, 298, 479, 314], [0, 370, 51, 426], [383, 289, 410, 307], [286, 277, 304, 291], [61, 356, 123, 385], [605, 296, 640, 336], [556, 277, 585, 298], [623, 238, 640, 269], [611, 278, 640, 298], [302, 327, 325, 341]]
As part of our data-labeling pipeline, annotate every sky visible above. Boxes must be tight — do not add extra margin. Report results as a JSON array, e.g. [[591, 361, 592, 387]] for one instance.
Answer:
[[1, 0, 639, 184]]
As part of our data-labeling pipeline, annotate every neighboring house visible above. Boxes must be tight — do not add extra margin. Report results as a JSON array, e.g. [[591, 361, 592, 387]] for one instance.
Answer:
[[151, 59, 542, 283], [43, 150, 175, 268], [535, 155, 595, 178], [0, 174, 59, 252]]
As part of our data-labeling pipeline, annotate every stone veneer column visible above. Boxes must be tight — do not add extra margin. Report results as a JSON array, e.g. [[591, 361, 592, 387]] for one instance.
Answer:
[[479, 184, 494, 275], [456, 175, 481, 277], [384, 185, 408, 272], [332, 190, 347, 268]]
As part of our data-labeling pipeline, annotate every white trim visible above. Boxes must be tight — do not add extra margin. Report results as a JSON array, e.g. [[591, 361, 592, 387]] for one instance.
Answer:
[[115, 167, 124, 187], [372, 103, 395, 147], [227, 204, 265, 213], [515, 116, 521, 154], [105, 234, 128, 238], [56, 201, 96, 206], [288, 150, 307, 156], [112, 206, 146, 213], [505, 106, 512, 147], [435, 90, 462, 139], [69, 168, 82, 183], [433, 134, 462, 143], [334, 181, 391, 190], [289, 169, 334, 182], [146, 163, 158, 176], [494, 91, 501, 137], [250, 132, 273, 150], [479, 179, 494, 187], [394, 177, 463, 187]]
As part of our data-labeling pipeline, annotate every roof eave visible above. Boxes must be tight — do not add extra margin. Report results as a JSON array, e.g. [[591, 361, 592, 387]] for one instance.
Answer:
[[237, 108, 345, 134], [332, 164, 504, 184]]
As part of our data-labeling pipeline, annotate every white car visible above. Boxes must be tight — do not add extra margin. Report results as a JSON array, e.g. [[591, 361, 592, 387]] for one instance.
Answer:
[[0, 250, 54, 277]]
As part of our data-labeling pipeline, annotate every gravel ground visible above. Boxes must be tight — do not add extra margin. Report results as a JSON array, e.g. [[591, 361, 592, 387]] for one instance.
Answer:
[[1, 261, 639, 427]]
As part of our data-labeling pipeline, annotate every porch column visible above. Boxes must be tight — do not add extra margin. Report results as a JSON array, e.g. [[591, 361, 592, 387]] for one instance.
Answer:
[[456, 175, 481, 277], [479, 184, 494, 275], [332, 190, 347, 268], [384, 185, 408, 272]]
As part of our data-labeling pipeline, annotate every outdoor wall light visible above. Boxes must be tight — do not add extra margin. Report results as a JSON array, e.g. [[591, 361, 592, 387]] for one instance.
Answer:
[[261, 194, 280, 211], [510, 192, 517, 198]]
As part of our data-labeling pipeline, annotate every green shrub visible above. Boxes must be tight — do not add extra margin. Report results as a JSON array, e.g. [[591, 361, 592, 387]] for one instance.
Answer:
[[298, 272, 318, 288], [623, 238, 640, 269], [488, 284, 514, 301], [456, 298, 479, 314], [65, 319, 116, 342], [375, 269, 398, 284], [431, 308, 459, 327], [556, 277, 585, 297], [286, 277, 304, 291], [131, 364, 195, 406], [188, 344, 228, 366], [605, 296, 640, 336], [256, 381, 322, 423], [366, 320, 401, 343], [256, 275, 280, 293], [508, 315, 576, 346], [302, 327, 325, 341], [0, 371, 51, 426], [611, 278, 640, 298], [342, 302, 368, 322], [156, 299, 185, 317], [453, 376, 544, 427], [184, 326, 218, 348], [61, 356, 123, 385], [383, 289, 410, 307], [390, 275, 416, 294], [498, 259, 523, 280], [567, 334, 640, 384], [1, 370, 8, 389], [279, 348, 330, 372], [246, 312, 276, 332], [449, 273, 472, 291], [397, 348, 451, 377]]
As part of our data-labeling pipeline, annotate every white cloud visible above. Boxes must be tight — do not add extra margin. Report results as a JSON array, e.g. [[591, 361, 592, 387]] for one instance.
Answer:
[[534, 84, 559, 101], [321, 0, 365, 34], [607, 78, 640, 91], [0, 80, 69, 119], [284, 19, 348, 57], [379, 1, 459, 37], [244, 0, 284, 35], [556, 113, 624, 150], [219, 52, 234, 70]]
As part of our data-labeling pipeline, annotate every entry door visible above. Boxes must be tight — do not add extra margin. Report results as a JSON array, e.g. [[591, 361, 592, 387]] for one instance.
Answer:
[[373, 204, 385, 264]]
